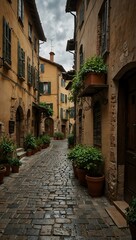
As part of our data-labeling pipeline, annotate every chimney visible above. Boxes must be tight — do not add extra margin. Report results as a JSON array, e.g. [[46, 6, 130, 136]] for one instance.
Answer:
[[49, 51, 55, 62]]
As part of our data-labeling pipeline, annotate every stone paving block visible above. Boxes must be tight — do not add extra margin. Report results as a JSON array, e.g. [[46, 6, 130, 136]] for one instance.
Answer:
[[40, 225, 52, 235]]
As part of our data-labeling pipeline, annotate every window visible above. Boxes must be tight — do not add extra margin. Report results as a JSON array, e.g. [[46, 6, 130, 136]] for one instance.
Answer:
[[40, 64, 45, 73], [39, 82, 51, 94], [33, 68, 39, 90], [65, 95, 67, 103], [27, 57, 32, 85], [61, 78, 65, 87], [60, 108, 63, 119], [34, 37, 37, 52], [79, 44, 83, 67], [79, 1, 84, 28], [61, 93, 65, 103], [28, 23, 32, 42], [70, 107, 74, 118], [18, 0, 24, 23], [18, 42, 25, 80], [3, 17, 11, 65], [93, 102, 101, 146], [99, 0, 109, 56]]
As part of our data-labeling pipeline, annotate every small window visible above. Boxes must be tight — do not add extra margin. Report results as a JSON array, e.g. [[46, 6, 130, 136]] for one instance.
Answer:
[[70, 107, 75, 118], [3, 17, 11, 66], [18, 42, 25, 80], [79, 1, 84, 29], [41, 82, 51, 94], [61, 93, 65, 103], [40, 63, 45, 73], [65, 95, 67, 103], [60, 108, 63, 119], [98, 0, 109, 56], [28, 23, 32, 42], [61, 78, 65, 87], [79, 44, 84, 67], [93, 102, 101, 146], [18, 0, 24, 24]]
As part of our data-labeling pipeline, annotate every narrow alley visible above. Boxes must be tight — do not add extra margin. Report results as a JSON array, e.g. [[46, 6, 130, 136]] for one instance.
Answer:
[[0, 140, 131, 240]]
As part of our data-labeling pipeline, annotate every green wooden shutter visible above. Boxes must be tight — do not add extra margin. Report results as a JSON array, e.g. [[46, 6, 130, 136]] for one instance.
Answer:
[[48, 82, 51, 94], [18, 42, 21, 77], [22, 50, 25, 78], [39, 82, 44, 94]]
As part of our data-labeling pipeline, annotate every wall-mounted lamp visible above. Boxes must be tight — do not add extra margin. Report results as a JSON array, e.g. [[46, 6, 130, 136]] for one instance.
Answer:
[[0, 57, 4, 68]]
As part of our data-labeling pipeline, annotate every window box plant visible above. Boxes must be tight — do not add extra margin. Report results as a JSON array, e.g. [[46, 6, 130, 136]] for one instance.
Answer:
[[84, 146, 105, 197], [126, 197, 136, 239], [10, 158, 22, 173]]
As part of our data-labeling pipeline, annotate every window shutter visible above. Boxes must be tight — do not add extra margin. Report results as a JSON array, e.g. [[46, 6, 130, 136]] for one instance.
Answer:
[[3, 17, 6, 60], [48, 82, 51, 94], [22, 50, 25, 78], [39, 82, 44, 94], [18, 42, 21, 77]]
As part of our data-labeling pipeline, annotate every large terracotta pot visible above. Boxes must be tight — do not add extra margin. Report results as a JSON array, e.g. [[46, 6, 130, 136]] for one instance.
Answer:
[[129, 223, 136, 240], [12, 165, 19, 173], [84, 73, 106, 87], [86, 175, 105, 197], [0, 166, 6, 184], [77, 168, 87, 186], [4, 164, 11, 176]]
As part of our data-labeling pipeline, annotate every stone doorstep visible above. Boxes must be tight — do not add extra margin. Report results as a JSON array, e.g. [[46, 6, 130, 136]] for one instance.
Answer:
[[16, 148, 26, 159], [113, 200, 129, 218], [105, 205, 127, 228]]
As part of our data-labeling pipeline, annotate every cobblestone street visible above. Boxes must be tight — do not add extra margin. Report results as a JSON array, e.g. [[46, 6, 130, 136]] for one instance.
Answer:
[[0, 140, 131, 240]]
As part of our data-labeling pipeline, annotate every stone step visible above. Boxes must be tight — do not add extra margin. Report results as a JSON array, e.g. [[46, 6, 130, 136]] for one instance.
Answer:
[[16, 148, 26, 159], [105, 205, 127, 228], [113, 201, 129, 218], [16, 148, 24, 153]]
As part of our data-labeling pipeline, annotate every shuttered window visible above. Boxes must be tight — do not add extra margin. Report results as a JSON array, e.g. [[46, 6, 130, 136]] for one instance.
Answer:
[[61, 93, 65, 103], [60, 108, 63, 119], [3, 17, 11, 65], [18, 42, 25, 79], [99, 0, 109, 56], [93, 102, 101, 146], [18, 0, 24, 23], [27, 57, 32, 86], [39, 82, 51, 95]]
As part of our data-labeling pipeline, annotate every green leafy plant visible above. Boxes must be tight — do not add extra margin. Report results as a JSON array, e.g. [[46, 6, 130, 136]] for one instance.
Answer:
[[53, 131, 64, 140], [126, 197, 136, 225], [39, 102, 53, 117], [24, 133, 36, 151], [41, 135, 51, 145], [10, 158, 22, 167], [0, 136, 15, 163], [70, 55, 107, 100], [67, 133, 75, 148]]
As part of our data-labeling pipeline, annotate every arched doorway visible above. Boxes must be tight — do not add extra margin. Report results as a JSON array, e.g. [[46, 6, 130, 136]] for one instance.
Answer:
[[45, 118, 54, 136], [118, 68, 136, 203], [16, 106, 24, 147]]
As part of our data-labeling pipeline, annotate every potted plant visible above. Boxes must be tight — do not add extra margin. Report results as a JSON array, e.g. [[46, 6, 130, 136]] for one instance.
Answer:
[[10, 158, 22, 173], [41, 135, 51, 148], [80, 55, 107, 87], [0, 165, 6, 184], [53, 131, 64, 140], [67, 133, 75, 148], [84, 146, 105, 197], [0, 136, 15, 176], [126, 197, 136, 239], [24, 133, 36, 156]]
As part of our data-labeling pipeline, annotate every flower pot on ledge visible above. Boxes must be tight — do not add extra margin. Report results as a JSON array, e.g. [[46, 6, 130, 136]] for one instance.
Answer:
[[84, 72, 106, 88]]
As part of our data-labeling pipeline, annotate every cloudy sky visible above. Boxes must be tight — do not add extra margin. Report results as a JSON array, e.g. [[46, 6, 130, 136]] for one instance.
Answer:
[[35, 0, 74, 71]]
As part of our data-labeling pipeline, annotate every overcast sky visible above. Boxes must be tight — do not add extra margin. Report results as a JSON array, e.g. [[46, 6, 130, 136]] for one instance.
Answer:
[[35, 0, 74, 71]]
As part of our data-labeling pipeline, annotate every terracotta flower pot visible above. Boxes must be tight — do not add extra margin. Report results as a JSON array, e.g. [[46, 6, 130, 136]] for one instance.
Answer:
[[77, 168, 87, 186], [0, 166, 6, 184], [84, 73, 106, 88], [12, 165, 19, 173], [4, 164, 11, 176], [86, 175, 105, 197]]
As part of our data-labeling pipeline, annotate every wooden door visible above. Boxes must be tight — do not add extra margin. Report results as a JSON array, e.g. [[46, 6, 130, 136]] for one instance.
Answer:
[[125, 76, 136, 202], [45, 118, 54, 136]]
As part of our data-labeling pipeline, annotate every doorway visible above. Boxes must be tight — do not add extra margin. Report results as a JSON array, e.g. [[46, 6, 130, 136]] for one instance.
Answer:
[[16, 106, 24, 147], [45, 118, 54, 136]]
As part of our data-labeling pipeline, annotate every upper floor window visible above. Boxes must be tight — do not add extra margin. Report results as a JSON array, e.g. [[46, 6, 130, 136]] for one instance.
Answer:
[[39, 82, 51, 95], [18, 0, 24, 24], [18, 42, 25, 80], [98, 0, 109, 56], [34, 37, 37, 52], [61, 93, 65, 103], [61, 78, 65, 87], [27, 57, 33, 86], [3, 17, 11, 66], [28, 23, 32, 42], [79, 1, 84, 29], [93, 102, 101, 147], [79, 44, 84, 67], [33, 68, 39, 90], [65, 95, 67, 103], [40, 63, 45, 73]]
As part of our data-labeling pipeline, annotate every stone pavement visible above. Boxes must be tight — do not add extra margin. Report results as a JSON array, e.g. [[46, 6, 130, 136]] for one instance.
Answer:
[[0, 140, 131, 240]]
